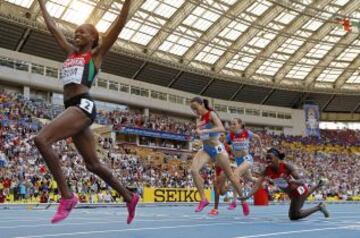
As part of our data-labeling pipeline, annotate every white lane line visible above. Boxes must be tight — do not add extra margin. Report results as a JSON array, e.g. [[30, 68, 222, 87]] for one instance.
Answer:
[[0, 219, 50, 223], [0, 217, 210, 229], [0, 221, 120, 229], [13, 221, 250, 238], [2, 214, 357, 228], [0, 217, 106, 224], [233, 226, 356, 238]]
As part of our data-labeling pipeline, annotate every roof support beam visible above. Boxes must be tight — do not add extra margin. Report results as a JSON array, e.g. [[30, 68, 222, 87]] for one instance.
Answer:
[[321, 94, 335, 111], [182, 0, 256, 64], [132, 61, 147, 79], [85, 0, 114, 25], [200, 78, 215, 95], [244, 0, 332, 79], [335, 54, 360, 89], [261, 89, 275, 105], [304, 32, 358, 87], [87, 0, 145, 30], [214, 5, 283, 73], [168, 71, 183, 88], [229, 85, 244, 101], [274, 0, 360, 84], [146, 1, 197, 55], [28, 0, 43, 18], [15, 28, 31, 51], [14, 1, 47, 52], [352, 102, 360, 114]]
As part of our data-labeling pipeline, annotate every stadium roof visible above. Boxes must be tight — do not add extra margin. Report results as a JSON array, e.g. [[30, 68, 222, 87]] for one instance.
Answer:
[[0, 0, 360, 112]]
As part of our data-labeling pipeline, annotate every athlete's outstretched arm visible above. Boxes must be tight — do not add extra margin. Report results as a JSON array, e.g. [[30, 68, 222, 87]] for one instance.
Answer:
[[97, 0, 131, 56], [37, 0, 74, 54], [252, 133, 262, 148], [252, 133, 264, 157]]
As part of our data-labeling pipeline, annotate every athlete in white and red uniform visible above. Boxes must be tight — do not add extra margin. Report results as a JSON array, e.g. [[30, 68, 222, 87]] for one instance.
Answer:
[[244, 148, 330, 220]]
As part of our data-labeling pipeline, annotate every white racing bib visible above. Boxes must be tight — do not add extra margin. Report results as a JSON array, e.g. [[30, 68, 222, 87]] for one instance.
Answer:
[[296, 186, 306, 195], [215, 144, 225, 153], [79, 98, 94, 114], [60, 58, 85, 85], [232, 141, 250, 151]]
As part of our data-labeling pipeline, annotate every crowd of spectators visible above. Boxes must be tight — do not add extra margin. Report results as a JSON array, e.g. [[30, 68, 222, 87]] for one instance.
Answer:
[[23, 95, 196, 136], [97, 110, 195, 136]]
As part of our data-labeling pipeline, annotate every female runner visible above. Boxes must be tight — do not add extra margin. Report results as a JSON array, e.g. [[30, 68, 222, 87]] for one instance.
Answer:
[[243, 148, 329, 220], [34, 0, 139, 224], [208, 119, 260, 215], [225, 118, 261, 210], [190, 97, 249, 215]]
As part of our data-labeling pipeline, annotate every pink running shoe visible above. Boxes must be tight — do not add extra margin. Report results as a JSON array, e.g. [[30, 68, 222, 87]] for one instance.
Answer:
[[228, 201, 237, 210], [195, 199, 209, 213], [241, 201, 250, 216], [51, 195, 78, 224], [208, 209, 219, 216], [126, 194, 140, 224]]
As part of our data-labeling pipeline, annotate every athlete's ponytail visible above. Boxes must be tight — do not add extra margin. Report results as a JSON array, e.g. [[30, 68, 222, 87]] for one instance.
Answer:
[[191, 97, 213, 111], [203, 98, 213, 111]]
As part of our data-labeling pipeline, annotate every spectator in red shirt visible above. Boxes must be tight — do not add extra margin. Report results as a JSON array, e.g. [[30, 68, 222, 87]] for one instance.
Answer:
[[0, 190, 5, 203], [3, 178, 11, 189]]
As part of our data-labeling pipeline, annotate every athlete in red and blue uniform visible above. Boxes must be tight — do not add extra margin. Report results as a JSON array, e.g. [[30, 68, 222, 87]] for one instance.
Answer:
[[244, 148, 330, 220], [209, 118, 260, 215], [190, 98, 250, 214], [225, 119, 261, 210]]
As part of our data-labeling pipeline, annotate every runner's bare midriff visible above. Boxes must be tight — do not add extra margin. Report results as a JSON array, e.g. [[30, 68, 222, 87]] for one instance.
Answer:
[[63, 84, 89, 101]]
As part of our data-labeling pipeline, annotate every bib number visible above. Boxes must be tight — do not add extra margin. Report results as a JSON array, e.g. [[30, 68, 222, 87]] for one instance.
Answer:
[[216, 144, 225, 153], [296, 186, 306, 195], [79, 99, 94, 114], [61, 66, 84, 85], [232, 142, 247, 151]]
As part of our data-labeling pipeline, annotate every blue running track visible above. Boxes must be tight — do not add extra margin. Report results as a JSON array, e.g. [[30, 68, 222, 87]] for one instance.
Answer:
[[0, 203, 359, 238]]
